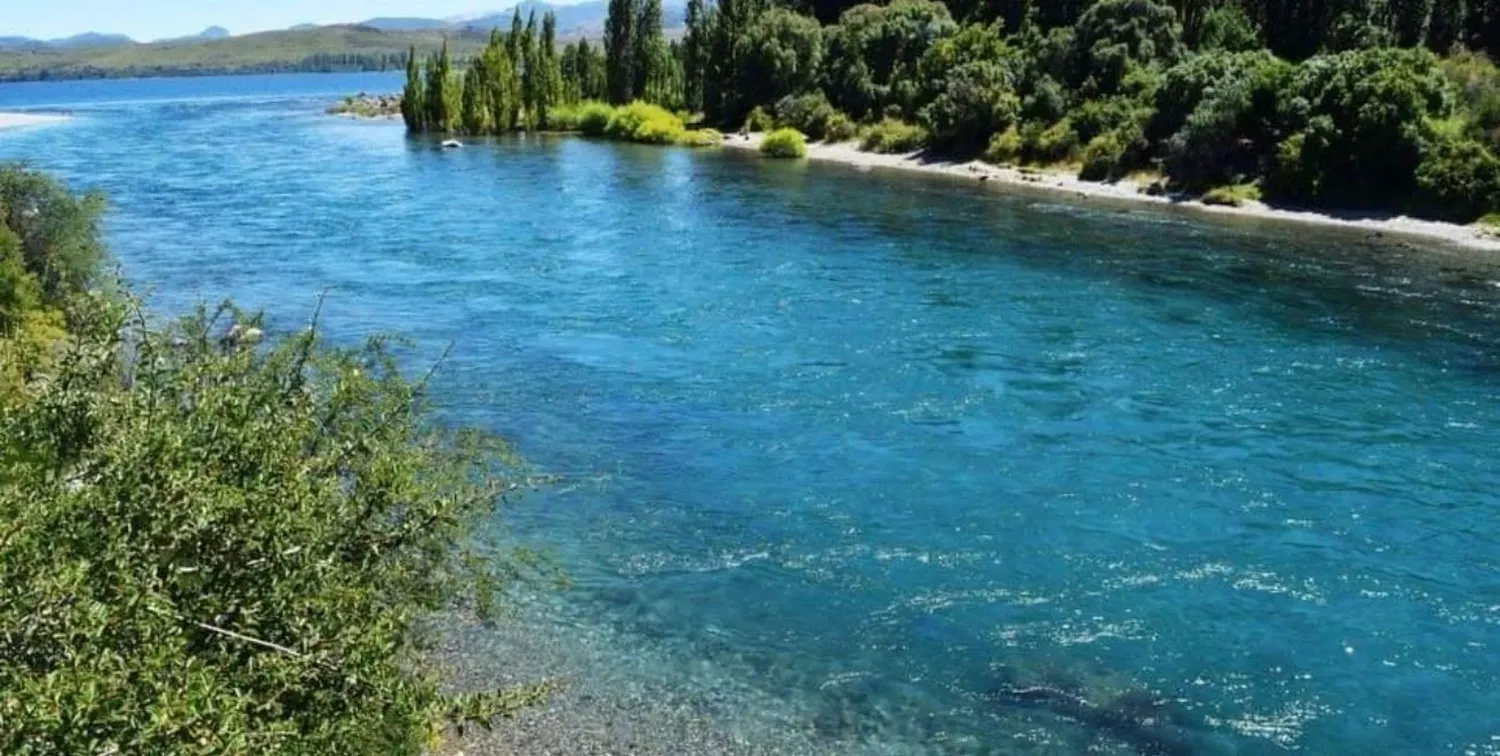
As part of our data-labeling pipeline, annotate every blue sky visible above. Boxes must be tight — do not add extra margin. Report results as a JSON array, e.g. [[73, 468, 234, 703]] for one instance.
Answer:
[[6, 1, 547, 42]]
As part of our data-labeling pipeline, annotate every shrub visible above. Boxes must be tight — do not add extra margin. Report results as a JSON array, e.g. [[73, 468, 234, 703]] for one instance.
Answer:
[[761, 127, 809, 158], [1267, 47, 1451, 208], [744, 105, 775, 132], [918, 62, 1021, 148], [575, 101, 616, 136], [825, 111, 858, 141], [774, 93, 828, 136], [550, 100, 624, 132], [1078, 128, 1137, 180], [1027, 119, 1081, 162], [607, 101, 689, 144], [1413, 130, 1500, 221], [679, 127, 724, 147], [859, 118, 930, 153], [983, 125, 1023, 164], [1201, 183, 1263, 206]]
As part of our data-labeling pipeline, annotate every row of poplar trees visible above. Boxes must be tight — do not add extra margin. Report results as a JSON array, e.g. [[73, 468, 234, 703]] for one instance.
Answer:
[[401, 9, 611, 134], [401, 2, 684, 134]]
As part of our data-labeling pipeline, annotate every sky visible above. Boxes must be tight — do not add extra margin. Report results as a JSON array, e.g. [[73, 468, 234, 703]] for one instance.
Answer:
[[4, 0, 562, 42]]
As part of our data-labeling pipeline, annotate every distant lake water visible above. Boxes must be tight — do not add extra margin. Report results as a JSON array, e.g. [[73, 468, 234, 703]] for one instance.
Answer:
[[4, 72, 1499, 755]]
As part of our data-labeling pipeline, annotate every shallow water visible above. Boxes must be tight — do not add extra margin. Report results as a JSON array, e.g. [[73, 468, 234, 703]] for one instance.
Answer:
[[4, 73, 1500, 755]]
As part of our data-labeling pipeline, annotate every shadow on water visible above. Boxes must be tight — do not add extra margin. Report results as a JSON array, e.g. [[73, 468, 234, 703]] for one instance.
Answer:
[[734, 150, 1500, 378]]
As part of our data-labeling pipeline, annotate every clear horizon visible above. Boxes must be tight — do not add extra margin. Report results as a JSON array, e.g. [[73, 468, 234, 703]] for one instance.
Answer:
[[4, 0, 590, 42]]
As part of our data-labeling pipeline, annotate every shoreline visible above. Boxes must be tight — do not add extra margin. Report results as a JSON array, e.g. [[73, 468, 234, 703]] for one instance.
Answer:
[[0, 112, 71, 130], [722, 133, 1500, 254]]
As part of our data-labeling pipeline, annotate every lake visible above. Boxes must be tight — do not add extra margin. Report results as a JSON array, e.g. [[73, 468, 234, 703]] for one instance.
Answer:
[[3, 72, 1499, 755]]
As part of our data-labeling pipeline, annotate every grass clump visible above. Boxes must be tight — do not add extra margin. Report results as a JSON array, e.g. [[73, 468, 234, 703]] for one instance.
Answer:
[[761, 128, 808, 158], [1201, 183, 1263, 206], [859, 118, 929, 154]]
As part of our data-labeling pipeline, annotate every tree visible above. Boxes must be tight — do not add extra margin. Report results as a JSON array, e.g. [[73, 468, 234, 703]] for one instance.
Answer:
[[462, 57, 490, 134], [683, 0, 711, 112], [537, 12, 565, 126], [736, 7, 824, 108], [606, 0, 638, 102], [822, 0, 957, 120], [1427, 0, 1467, 51], [1195, 3, 1262, 52], [915, 22, 1022, 147], [1069, 0, 1185, 95], [633, 0, 671, 103], [522, 11, 541, 128], [482, 30, 520, 133], [400, 44, 427, 132], [1389, 0, 1436, 46], [425, 40, 461, 132], [1268, 47, 1452, 207]]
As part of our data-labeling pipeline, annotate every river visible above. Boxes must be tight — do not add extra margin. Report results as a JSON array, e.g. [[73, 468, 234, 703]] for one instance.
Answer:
[[3, 72, 1498, 755]]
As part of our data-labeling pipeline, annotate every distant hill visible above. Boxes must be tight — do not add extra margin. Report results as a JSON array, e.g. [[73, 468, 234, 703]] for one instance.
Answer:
[[458, 0, 687, 36], [0, 2, 690, 83], [50, 32, 134, 49], [359, 17, 450, 31], [0, 25, 488, 82]]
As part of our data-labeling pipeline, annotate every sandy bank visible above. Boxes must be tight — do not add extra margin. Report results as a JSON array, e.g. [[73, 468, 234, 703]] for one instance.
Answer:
[[0, 112, 71, 131], [723, 132, 1500, 254]]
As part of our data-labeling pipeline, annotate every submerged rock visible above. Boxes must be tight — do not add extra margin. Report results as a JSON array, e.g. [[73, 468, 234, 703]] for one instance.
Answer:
[[441, 139, 464, 150]]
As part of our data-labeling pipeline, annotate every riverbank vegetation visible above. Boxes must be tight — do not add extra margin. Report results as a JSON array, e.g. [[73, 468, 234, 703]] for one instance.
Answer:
[[402, 0, 1500, 223], [329, 92, 403, 117], [0, 166, 545, 752]]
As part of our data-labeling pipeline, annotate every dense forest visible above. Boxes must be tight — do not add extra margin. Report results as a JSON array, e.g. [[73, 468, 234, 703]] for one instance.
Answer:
[[403, 0, 1500, 223], [0, 166, 547, 751]]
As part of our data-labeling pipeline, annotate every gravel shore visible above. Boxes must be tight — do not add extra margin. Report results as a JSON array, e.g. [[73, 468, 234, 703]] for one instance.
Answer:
[[722, 132, 1500, 254]]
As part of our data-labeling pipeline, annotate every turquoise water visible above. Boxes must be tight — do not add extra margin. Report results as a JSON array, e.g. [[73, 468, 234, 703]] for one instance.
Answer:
[[4, 74, 1500, 755]]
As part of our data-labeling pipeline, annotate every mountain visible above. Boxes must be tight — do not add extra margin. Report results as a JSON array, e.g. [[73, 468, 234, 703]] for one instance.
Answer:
[[358, 17, 450, 31], [459, 0, 686, 36], [198, 26, 231, 40], [49, 32, 134, 49]]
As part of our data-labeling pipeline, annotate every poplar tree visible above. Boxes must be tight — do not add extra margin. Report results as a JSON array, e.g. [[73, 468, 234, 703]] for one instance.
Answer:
[[425, 40, 461, 133], [683, 0, 709, 113], [400, 44, 427, 132], [538, 12, 565, 124], [462, 57, 489, 134], [483, 30, 519, 132], [633, 0, 669, 103], [605, 0, 638, 102]]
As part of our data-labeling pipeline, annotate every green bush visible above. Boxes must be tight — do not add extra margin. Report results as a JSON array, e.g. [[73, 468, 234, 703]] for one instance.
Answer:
[[859, 117, 930, 153], [1078, 128, 1138, 180], [1027, 119, 1080, 162], [607, 101, 689, 144], [575, 101, 616, 136], [0, 166, 551, 753], [1195, 4, 1262, 52], [1266, 47, 1451, 208], [744, 105, 775, 132], [824, 111, 858, 141], [761, 127, 810, 157], [773, 92, 853, 140], [1413, 130, 1500, 221], [549, 100, 611, 132], [983, 125, 1023, 164]]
